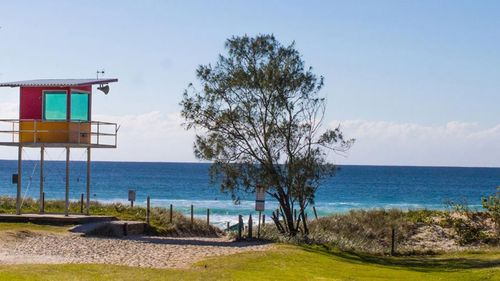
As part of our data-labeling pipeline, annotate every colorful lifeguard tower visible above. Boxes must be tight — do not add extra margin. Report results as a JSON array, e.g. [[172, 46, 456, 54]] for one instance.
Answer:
[[0, 78, 119, 216]]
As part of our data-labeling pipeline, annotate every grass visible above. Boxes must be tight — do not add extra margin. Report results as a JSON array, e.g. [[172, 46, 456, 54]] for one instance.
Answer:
[[0, 222, 70, 233], [0, 196, 219, 237], [0, 245, 498, 281]]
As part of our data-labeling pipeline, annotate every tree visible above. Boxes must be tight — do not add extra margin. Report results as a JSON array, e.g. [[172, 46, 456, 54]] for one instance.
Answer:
[[180, 34, 353, 236]]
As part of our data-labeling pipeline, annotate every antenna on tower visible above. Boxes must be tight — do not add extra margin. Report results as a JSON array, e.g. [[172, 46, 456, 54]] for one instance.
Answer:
[[96, 69, 105, 79]]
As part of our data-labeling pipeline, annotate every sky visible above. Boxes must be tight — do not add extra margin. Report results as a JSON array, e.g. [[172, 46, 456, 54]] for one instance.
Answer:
[[0, 0, 499, 167]]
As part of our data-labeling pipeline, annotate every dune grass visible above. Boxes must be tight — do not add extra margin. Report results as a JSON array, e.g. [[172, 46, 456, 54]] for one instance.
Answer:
[[0, 196, 219, 237], [259, 208, 499, 255], [0, 245, 498, 281]]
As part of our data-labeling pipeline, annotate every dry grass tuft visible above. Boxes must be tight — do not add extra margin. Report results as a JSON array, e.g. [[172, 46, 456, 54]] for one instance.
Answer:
[[260, 208, 499, 255]]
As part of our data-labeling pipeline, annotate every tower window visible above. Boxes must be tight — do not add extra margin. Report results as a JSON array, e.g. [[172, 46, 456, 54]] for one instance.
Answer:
[[70, 91, 89, 121], [43, 91, 67, 120]]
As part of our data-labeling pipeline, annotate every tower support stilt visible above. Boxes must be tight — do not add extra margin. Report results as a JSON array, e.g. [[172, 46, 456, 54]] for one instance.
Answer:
[[65, 147, 70, 216], [86, 147, 91, 215], [39, 146, 45, 213], [16, 146, 22, 215]]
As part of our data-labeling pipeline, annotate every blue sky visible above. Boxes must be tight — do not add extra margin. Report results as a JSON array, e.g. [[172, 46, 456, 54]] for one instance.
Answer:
[[1, 0, 499, 166]]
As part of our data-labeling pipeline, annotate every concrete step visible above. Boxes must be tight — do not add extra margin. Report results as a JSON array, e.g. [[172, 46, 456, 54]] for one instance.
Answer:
[[70, 220, 147, 237]]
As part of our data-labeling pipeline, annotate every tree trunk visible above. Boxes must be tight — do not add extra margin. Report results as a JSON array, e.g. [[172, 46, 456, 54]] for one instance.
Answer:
[[271, 210, 285, 233], [301, 210, 309, 235]]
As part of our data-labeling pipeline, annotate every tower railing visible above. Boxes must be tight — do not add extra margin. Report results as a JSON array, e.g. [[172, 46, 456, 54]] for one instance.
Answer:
[[0, 119, 118, 148]]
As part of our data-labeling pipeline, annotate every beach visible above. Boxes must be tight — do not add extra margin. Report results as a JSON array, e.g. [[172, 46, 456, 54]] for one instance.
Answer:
[[0, 230, 271, 268]]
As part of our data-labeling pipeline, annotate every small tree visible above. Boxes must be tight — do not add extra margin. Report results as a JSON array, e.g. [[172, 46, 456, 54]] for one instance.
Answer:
[[181, 34, 353, 236]]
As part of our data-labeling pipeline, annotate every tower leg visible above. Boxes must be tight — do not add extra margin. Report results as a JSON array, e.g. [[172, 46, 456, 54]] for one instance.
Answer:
[[16, 146, 22, 215], [65, 147, 70, 216], [86, 147, 91, 215], [39, 146, 44, 214]]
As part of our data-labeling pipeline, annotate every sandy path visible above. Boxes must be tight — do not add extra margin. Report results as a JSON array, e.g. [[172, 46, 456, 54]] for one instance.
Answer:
[[0, 232, 271, 268]]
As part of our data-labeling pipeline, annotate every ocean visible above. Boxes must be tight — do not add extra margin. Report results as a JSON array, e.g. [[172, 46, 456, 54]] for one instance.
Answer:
[[1, 159, 499, 226]]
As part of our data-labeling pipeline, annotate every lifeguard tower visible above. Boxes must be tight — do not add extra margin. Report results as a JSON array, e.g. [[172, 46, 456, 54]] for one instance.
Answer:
[[0, 78, 119, 216]]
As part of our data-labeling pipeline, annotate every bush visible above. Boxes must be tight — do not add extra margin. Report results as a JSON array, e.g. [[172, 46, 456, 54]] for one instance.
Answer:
[[406, 209, 443, 224], [451, 217, 486, 245], [444, 200, 490, 245], [482, 187, 500, 236]]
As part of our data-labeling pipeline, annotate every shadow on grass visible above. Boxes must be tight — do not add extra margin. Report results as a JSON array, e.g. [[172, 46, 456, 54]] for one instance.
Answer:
[[126, 236, 272, 248], [301, 246, 500, 272]]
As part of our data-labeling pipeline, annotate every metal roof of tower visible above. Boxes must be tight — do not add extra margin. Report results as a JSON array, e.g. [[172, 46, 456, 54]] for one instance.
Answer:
[[0, 78, 118, 88]]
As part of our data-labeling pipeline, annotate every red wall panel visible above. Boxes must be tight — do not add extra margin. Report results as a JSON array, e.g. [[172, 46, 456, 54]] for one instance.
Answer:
[[19, 85, 92, 120], [20, 87, 43, 120]]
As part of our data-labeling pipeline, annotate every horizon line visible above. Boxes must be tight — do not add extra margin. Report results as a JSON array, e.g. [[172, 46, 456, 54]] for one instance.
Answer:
[[0, 158, 499, 169]]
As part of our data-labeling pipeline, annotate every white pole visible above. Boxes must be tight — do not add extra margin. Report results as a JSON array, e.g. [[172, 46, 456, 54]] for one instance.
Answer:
[[65, 147, 70, 216], [39, 146, 44, 214], [16, 146, 22, 215], [86, 147, 91, 215]]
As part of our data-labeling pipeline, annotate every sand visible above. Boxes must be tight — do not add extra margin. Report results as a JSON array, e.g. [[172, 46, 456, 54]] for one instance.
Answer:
[[400, 223, 463, 252], [0, 231, 271, 268]]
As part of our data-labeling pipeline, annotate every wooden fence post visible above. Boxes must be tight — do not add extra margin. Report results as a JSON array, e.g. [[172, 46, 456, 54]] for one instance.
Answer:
[[262, 214, 265, 225], [257, 211, 262, 239], [391, 227, 396, 256], [227, 221, 230, 231], [42, 192, 45, 213], [169, 204, 173, 223], [248, 214, 253, 239], [146, 196, 151, 225], [190, 204, 194, 225], [207, 208, 210, 226], [80, 193, 84, 214], [238, 215, 243, 240]]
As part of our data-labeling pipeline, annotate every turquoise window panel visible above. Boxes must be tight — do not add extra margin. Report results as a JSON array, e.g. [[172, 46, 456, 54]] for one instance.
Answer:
[[44, 91, 67, 120], [71, 92, 89, 121]]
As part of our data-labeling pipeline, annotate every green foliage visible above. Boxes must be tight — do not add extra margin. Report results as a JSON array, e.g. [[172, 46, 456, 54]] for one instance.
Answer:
[[0, 196, 219, 237], [482, 186, 500, 235], [180, 34, 353, 236], [444, 200, 491, 245], [406, 209, 443, 224], [451, 217, 487, 245]]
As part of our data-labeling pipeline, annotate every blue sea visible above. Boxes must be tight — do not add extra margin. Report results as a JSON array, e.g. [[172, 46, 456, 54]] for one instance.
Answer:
[[1, 159, 499, 226]]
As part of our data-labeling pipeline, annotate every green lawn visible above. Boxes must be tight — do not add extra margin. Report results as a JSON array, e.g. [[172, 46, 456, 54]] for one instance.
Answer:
[[0, 222, 70, 233], [0, 245, 498, 281]]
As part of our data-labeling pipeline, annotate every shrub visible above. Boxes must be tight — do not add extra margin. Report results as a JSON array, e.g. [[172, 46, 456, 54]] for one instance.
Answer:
[[406, 209, 443, 224], [482, 186, 500, 236], [451, 216, 486, 245], [444, 200, 489, 245]]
